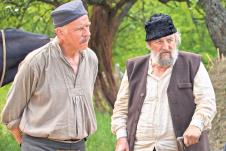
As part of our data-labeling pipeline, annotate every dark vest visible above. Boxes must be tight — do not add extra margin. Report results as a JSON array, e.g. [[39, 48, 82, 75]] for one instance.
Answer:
[[126, 52, 210, 151]]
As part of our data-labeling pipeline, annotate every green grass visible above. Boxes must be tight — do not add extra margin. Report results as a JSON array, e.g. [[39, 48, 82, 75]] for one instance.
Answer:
[[0, 85, 116, 151], [87, 111, 116, 151]]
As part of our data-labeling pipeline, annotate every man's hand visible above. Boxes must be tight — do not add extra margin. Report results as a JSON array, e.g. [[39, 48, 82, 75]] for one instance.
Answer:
[[11, 128, 22, 144], [183, 125, 201, 147], [115, 137, 129, 151]]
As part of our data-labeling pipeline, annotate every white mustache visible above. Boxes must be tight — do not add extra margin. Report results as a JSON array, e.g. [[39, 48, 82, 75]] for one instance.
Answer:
[[159, 49, 171, 54], [80, 36, 90, 44]]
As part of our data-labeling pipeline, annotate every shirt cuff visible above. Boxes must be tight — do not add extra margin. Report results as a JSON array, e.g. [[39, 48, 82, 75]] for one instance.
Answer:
[[3, 119, 20, 130], [190, 118, 204, 132], [116, 128, 127, 139]]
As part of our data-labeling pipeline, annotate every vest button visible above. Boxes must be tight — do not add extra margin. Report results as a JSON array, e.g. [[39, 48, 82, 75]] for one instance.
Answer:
[[140, 93, 144, 97]]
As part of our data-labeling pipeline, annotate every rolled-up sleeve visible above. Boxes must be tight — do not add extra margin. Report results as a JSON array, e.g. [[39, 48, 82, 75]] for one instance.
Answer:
[[190, 62, 217, 131], [1, 61, 38, 129], [111, 71, 129, 139]]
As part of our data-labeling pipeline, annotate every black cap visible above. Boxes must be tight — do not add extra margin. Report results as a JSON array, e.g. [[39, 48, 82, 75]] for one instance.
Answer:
[[145, 13, 177, 41]]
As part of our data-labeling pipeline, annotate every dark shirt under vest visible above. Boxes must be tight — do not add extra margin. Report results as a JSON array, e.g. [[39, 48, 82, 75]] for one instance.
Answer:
[[126, 51, 210, 151]]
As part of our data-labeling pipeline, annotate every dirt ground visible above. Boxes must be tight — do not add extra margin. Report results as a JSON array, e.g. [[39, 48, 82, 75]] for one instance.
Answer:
[[209, 59, 226, 151]]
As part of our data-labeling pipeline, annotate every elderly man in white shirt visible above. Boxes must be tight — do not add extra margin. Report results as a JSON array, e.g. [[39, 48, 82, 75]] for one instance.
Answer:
[[111, 13, 216, 151]]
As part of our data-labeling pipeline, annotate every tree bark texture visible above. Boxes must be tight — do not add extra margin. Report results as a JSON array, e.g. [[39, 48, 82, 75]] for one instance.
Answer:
[[89, 6, 118, 108], [198, 0, 226, 58]]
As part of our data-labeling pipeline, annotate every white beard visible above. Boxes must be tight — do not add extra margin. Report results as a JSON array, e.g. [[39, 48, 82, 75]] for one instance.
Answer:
[[147, 45, 178, 67]]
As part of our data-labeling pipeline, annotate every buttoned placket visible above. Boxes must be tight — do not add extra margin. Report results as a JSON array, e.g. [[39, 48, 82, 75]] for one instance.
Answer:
[[54, 41, 88, 139], [146, 65, 173, 147]]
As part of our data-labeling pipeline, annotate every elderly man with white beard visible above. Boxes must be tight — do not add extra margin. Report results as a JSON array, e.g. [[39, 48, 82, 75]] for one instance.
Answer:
[[111, 13, 216, 151]]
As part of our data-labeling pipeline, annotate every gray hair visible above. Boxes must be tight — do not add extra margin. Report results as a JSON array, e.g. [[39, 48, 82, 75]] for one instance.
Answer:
[[175, 31, 181, 47]]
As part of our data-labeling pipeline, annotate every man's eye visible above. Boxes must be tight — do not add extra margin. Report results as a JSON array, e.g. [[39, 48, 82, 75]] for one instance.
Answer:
[[75, 27, 83, 31], [156, 41, 162, 44], [167, 39, 173, 43], [78, 27, 83, 31]]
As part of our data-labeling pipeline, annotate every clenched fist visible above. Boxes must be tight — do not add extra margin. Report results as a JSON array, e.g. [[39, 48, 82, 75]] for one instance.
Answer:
[[183, 125, 201, 147], [115, 137, 129, 151]]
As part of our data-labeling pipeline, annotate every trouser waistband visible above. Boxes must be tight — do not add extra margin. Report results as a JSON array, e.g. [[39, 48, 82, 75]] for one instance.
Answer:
[[21, 134, 85, 151]]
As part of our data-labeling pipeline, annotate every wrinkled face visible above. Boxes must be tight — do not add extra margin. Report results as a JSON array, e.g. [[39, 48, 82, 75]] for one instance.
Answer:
[[147, 34, 177, 67], [56, 15, 91, 52]]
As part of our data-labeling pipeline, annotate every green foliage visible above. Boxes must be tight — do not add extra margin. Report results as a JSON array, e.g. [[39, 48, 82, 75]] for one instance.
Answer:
[[0, 1, 54, 36], [0, 85, 10, 112], [113, 0, 217, 70], [0, 85, 115, 151], [221, 0, 226, 9]]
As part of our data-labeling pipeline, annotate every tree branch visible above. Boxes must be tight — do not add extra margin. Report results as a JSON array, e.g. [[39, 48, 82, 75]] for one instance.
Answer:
[[116, 0, 137, 24], [3, 1, 19, 7], [85, 0, 112, 11], [195, 5, 205, 16], [114, 0, 128, 11], [141, 0, 145, 22], [159, 0, 187, 4], [117, 23, 131, 33], [16, 0, 32, 28]]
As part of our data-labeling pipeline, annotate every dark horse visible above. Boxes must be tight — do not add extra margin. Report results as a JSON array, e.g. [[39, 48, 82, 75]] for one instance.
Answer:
[[0, 29, 50, 87]]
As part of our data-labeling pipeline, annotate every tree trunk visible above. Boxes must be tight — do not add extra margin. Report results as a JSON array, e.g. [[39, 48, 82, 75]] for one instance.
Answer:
[[89, 6, 118, 108], [198, 0, 226, 58], [88, 0, 137, 109]]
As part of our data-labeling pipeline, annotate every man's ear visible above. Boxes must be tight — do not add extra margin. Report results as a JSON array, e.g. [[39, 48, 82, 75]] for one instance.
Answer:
[[55, 27, 64, 39]]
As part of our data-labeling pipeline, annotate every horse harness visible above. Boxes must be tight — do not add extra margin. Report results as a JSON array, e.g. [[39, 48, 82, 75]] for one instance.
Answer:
[[0, 29, 7, 87]]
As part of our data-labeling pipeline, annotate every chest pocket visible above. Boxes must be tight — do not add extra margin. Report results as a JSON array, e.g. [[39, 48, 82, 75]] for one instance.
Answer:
[[177, 82, 192, 89]]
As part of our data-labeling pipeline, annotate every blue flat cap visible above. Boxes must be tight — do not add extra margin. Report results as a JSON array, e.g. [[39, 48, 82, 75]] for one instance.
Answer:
[[51, 0, 87, 27]]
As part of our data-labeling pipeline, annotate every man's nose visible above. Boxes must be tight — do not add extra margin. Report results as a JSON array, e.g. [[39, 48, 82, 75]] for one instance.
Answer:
[[83, 27, 91, 37], [162, 40, 170, 50]]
